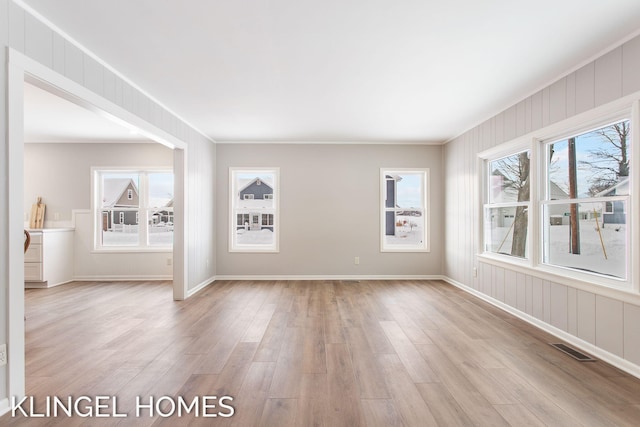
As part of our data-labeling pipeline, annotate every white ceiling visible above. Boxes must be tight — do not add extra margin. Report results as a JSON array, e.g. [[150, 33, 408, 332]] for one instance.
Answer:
[[24, 81, 148, 143], [21, 0, 640, 143]]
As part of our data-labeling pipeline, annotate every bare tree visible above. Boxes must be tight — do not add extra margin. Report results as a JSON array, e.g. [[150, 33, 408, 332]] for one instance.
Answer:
[[581, 121, 629, 186], [493, 151, 529, 257]]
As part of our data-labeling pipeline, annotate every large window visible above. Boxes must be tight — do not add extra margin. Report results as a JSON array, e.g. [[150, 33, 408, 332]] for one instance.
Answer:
[[380, 169, 429, 252], [229, 168, 279, 252], [484, 150, 530, 259], [94, 169, 174, 250], [542, 119, 630, 280], [481, 111, 633, 288]]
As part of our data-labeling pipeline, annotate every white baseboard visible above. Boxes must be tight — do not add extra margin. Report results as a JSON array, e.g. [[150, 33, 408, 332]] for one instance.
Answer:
[[187, 275, 217, 298], [214, 275, 443, 281], [0, 397, 9, 417], [442, 275, 640, 380], [73, 275, 172, 282]]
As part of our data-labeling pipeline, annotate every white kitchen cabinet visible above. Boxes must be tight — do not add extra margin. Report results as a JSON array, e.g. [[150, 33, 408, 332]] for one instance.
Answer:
[[24, 228, 74, 288]]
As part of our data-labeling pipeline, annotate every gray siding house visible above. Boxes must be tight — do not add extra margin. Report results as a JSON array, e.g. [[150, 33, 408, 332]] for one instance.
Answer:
[[237, 178, 275, 231], [101, 178, 139, 231]]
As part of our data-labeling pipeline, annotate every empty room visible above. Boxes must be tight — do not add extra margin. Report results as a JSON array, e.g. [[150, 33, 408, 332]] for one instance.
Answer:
[[3, 1, 640, 426]]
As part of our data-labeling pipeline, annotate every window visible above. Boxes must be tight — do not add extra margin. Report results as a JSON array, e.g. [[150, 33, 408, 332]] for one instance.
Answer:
[[481, 111, 634, 288], [230, 168, 279, 252], [542, 119, 630, 280], [94, 169, 174, 250], [380, 169, 429, 252], [483, 150, 530, 259]]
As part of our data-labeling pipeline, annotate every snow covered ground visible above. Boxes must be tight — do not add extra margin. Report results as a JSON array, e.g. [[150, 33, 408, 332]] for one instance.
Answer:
[[489, 217, 626, 278], [236, 229, 274, 245], [102, 225, 173, 246], [384, 214, 425, 247]]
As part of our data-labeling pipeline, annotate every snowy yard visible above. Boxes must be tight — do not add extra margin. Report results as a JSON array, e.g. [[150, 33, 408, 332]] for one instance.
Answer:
[[236, 229, 275, 245], [489, 217, 626, 278], [384, 214, 425, 247], [102, 225, 174, 246]]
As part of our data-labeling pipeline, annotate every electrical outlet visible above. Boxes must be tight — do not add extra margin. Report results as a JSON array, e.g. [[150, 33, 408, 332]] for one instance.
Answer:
[[473, 267, 478, 278], [54, 212, 60, 220], [0, 343, 7, 366], [166, 258, 172, 266], [354, 257, 360, 265]]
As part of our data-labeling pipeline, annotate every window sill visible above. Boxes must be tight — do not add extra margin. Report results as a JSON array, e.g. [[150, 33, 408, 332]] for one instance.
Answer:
[[477, 253, 640, 304], [92, 247, 172, 254]]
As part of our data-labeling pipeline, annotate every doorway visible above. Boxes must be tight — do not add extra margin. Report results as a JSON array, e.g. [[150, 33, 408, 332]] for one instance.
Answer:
[[7, 48, 188, 401]]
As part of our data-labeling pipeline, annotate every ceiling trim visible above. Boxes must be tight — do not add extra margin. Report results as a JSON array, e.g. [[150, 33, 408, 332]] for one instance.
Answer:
[[216, 140, 444, 146]]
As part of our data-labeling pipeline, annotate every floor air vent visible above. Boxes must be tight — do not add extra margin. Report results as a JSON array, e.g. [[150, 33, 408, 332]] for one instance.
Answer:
[[550, 343, 596, 362]]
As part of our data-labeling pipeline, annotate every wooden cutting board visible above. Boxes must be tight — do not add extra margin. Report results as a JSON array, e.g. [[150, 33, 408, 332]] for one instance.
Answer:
[[29, 197, 46, 229]]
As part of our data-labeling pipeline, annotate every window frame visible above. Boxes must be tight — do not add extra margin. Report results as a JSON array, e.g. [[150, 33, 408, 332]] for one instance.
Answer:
[[229, 167, 280, 253], [478, 98, 640, 293], [482, 147, 532, 260], [379, 168, 430, 253], [92, 167, 174, 252]]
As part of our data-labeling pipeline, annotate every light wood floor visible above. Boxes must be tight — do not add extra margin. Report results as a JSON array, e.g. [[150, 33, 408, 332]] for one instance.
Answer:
[[3, 279, 640, 426]]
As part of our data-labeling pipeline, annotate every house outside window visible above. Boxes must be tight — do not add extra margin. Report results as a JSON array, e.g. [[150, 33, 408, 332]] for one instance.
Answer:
[[380, 169, 429, 252], [94, 169, 174, 250], [230, 168, 279, 252]]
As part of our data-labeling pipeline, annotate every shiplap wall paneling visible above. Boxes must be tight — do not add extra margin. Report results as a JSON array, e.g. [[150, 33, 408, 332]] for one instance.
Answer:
[[8, 1, 24, 52], [624, 303, 640, 365], [516, 272, 526, 312], [504, 105, 517, 142], [495, 264, 505, 302], [549, 78, 567, 124], [531, 277, 544, 321], [504, 269, 517, 308], [622, 35, 640, 94], [83, 54, 104, 97], [567, 286, 578, 336], [595, 295, 624, 358], [549, 282, 568, 332], [594, 47, 622, 106], [566, 72, 577, 118], [542, 280, 551, 323], [24, 13, 52, 68], [524, 274, 533, 316], [63, 40, 84, 86], [575, 62, 595, 114], [576, 290, 596, 345]]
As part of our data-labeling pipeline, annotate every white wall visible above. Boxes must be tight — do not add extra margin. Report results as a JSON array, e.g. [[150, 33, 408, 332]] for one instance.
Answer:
[[24, 142, 175, 280], [216, 143, 443, 278], [444, 34, 640, 376], [24, 143, 173, 222]]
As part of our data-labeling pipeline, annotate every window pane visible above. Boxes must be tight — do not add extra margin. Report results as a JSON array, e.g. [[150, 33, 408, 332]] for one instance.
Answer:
[[488, 151, 530, 204], [231, 169, 278, 251], [381, 169, 429, 251], [102, 173, 139, 208], [383, 209, 425, 247], [101, 209, 139, 246], [543, 202, 627, 279], [148, 173, 174, 246], [484, 206, 528, 258], [547, 120, 630, 200]]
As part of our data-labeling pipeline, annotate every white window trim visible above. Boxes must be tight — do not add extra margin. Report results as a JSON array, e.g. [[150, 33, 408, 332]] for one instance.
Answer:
[[477, 96, 640, 294], [380, 168, 430, 253], [229, 167, 280, 253], [92, 167, 173, 252]]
